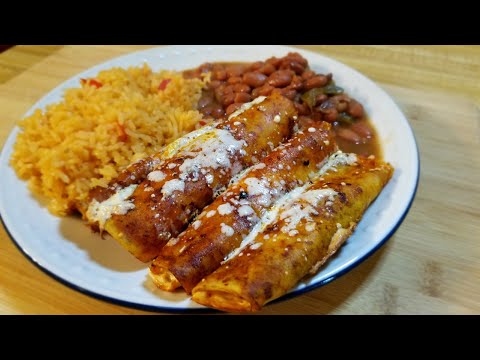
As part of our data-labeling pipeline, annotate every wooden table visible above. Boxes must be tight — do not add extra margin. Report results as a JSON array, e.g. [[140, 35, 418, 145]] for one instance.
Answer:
[[1, 45, 479, 315]]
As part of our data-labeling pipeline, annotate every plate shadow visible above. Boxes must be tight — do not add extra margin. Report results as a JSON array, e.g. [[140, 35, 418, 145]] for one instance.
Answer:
[[59, 216, 145, 272]]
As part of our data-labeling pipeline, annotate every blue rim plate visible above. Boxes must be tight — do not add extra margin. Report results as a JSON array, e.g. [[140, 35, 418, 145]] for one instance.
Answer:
[[0, 45, 420, 312]]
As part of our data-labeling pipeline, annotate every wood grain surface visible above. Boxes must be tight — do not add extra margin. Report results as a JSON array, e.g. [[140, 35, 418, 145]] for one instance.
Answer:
[[0, 45, 479, 315]]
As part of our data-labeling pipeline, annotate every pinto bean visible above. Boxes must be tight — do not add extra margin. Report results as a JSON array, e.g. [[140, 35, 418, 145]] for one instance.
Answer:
[[233, 83, 251, 93], [294, 102, 310, 115], [225, 65, 245, 78], [280, 60, 305, 74], [243, 72, 267, 88], [350, 121, 373, 138], [296, 116, 316, 130], [209, 80, 222, 89], [265, 56, 281, 68], [250, 61, 264, 71], [336, 100, 348, 112], [214, 86, 225, 103], [213, 70, 227, 81], [252, 84, 274, 97], [332, 94, 351, 102], [211, 105, 225, 119], [227, 76, 243, 85], [322, 108, 338, 122], [267, 70, 293, 88], [348, 100, 364, 118], [234, 92, 252, 103], [258, 63, 276, 76], [222, 92, 236, 107], [315, 93, 328, 106], [226, 103, 243, 116], [304, 75, 329, 90], [336, 128, 362, 144], [281, 88, 297, 100], [286, 52, 308, 67], [289, 76, 304, 91], [301, 70, 315, 80], [223, 84, 235, 94]]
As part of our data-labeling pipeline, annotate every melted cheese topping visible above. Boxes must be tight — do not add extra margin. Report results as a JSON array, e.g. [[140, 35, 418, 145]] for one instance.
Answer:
[[159, 128, 247, 198], [316, 151, 357, 175], [223, 151, 356, 263], [279, 189, 338, 235], [244, 177, 273, 207], [223, 184, 307, 263], [160, 121, 220, 158], [86, 184, 138, 230], [87, 122, 221, 224]]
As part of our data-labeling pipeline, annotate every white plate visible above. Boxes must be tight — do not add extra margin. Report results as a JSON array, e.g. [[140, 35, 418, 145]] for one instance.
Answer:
[[0, 45, 419, 312]]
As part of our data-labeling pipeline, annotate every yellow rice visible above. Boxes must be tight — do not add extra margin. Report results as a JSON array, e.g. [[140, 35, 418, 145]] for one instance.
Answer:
[[10, 63, 209, 216]]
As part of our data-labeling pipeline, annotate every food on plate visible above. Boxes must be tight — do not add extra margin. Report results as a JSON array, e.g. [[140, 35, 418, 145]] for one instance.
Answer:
[[85, 93, 296, 262], [192, 152, 393, 312], [150, 121, 337, 293], [10, 65, 208, 215], [185, 52, 381, 158], [9, 49, 394, 312]]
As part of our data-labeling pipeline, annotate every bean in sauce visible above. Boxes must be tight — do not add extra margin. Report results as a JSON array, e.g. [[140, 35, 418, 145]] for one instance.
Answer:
[[183, 53, 381, 158]]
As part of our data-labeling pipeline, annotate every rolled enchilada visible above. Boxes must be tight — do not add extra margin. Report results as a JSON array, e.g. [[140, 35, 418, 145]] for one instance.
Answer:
[[150, 121, 337, 292], [191, 152, 393, 312], [85, 93, 296, 262]]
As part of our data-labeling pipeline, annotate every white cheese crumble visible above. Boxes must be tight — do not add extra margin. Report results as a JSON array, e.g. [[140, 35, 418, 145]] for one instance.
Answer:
[[205, 174, 214, 184], [161, 120, 220, 158], [147, 170, 166, 182], [86, 184, 138, 230], [206, 210, 216, 218], [220, 223, 234, 237], [218, 203, 234, 215], [238, 205, 254, 217], [308, 127, 316, 133], [161, 179, 185, 197], [192, 220, 202, 230]]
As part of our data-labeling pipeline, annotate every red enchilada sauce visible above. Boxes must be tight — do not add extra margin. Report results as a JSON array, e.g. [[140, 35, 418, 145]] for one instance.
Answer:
[[184, 53, 381, 158]]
